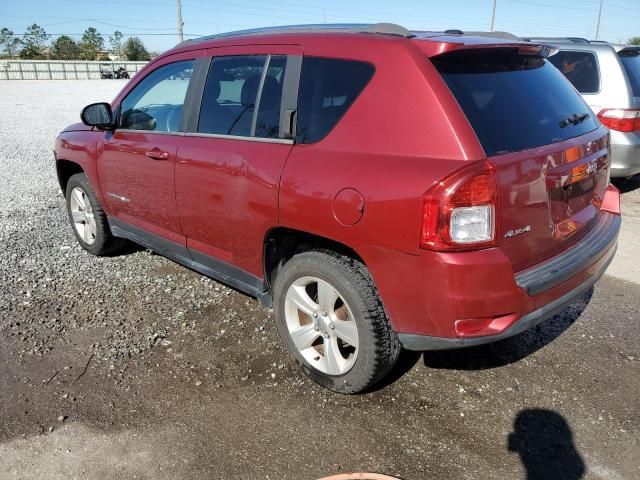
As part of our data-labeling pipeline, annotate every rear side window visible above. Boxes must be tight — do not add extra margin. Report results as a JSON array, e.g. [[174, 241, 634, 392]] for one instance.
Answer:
[[198, 55, 286, 138], [619, 51, 640, 97], [433, 49, 599, 156], [548, 50, 600, 93], [296, 57, 374, 144], [120, 60, 194, 132]]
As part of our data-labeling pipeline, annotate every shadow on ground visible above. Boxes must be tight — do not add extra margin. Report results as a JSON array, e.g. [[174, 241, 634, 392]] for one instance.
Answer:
[[508, 409, 586, 480], [612, 174, 640, 194]]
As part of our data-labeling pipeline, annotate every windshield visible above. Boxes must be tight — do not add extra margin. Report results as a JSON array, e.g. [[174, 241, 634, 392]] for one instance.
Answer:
[[619, 51, 640, 97], [432, 48, 599, 156]]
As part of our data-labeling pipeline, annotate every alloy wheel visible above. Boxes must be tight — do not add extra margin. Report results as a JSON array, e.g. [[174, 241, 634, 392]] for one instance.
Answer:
[[284, 276, 359, 375], [69, 187, 97, 245]]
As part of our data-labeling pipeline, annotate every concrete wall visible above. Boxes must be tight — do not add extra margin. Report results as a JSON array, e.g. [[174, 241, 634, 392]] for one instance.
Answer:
[[0, 60, 148, 80]]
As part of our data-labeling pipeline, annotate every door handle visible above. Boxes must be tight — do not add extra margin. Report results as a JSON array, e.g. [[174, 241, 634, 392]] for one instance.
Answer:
[[145, 150, 170, 161]]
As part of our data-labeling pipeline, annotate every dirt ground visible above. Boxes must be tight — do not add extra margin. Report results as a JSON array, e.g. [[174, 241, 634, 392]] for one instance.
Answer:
[[0, 81, 639, 480]]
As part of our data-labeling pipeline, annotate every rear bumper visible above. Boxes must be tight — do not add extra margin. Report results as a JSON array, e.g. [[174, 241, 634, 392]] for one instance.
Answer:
[[515, 212, 620, 296], [398, 241, 616, 351], [610, 131, 640, 178]]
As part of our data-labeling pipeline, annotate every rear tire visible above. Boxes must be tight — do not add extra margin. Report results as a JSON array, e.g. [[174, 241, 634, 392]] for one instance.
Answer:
[[273, 250, 401, 394], [65, 173, 128, 256]]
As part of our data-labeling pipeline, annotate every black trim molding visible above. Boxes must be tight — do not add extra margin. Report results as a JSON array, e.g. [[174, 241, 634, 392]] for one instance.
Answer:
[[109, 218, 272, 306]]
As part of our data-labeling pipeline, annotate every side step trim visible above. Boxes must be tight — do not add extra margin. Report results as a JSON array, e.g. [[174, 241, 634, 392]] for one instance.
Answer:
[[109, 218, 272, 306]]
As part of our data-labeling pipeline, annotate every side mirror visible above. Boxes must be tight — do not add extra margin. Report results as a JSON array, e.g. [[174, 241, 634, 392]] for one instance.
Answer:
[[81, 102, 114, 129]]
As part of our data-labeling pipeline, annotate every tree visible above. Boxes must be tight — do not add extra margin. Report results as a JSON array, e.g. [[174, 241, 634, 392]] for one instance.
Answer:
[[51, 35, 80, 60], [109, 30, 124, 59], [0, 28, 22, 58], [629, 36, 640, 46], [19, 23, 49, 59], [79, 27, 104, 60], [123, 37, 150, 61]]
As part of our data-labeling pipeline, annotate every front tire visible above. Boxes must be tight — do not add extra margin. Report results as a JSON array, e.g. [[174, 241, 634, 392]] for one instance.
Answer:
[[65, 173, 128, 256], [273, 250, 401, 394]]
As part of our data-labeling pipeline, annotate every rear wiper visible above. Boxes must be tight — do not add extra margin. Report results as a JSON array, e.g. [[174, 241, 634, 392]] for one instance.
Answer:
[[559, 113, 590, 128]]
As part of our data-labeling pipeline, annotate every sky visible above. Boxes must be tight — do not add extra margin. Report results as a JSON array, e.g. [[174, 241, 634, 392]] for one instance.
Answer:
[[1, 0, 639, 53]]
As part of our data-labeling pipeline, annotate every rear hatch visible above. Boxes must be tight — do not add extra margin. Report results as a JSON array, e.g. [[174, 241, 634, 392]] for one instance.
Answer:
[[432, 46, 610, 270]]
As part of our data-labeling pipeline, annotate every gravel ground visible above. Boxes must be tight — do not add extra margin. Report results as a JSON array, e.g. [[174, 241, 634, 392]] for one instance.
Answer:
[[0, 80, 639, 480]]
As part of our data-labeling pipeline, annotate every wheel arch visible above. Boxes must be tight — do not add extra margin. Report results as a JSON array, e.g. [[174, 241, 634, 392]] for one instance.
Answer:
[[56, 159, 85, 194], [263, 227, 366, 291]]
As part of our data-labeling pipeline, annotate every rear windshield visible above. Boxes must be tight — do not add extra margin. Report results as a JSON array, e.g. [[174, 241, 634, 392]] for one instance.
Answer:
[[619, 50, 640, 97], [432, 48, 599, 156]]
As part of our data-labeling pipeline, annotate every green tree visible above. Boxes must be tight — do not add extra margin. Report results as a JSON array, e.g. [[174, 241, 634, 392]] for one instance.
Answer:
[[629, 36, 640, 46], [79, 27, 104, 60], [0, 28, 22, 58], [51, 35, 80, 60], [109, 30, 124, 59], [123, 36, 150, 61], [19, 23, 49, 59]]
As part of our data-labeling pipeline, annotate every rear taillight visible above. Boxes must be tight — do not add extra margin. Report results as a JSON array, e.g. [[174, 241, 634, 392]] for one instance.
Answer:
[[597, 108, 640, 132], [420, 161, 498, 251]]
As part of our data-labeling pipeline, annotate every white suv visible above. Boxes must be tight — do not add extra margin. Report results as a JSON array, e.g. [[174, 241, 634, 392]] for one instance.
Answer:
[[524, 38, 640, 178]]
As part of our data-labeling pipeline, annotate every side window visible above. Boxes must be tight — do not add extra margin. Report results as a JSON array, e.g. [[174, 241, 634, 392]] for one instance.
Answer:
[[296, 57, 374, 144], [548, 51, 599, 94], [198, 55, 286, 138], [120, 60, 194, 132]]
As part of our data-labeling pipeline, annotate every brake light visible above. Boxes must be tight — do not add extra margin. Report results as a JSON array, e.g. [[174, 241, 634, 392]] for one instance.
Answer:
[[597, 108, 640, 132], [420, 161, 498, 251]]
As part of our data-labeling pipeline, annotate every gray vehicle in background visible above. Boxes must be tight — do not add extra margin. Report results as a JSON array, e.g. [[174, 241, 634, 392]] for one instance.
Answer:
[[523, 38, 640, 178]]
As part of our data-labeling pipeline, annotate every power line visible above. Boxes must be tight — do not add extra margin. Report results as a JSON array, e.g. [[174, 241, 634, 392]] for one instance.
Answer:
[[507, 0, 599, 12]]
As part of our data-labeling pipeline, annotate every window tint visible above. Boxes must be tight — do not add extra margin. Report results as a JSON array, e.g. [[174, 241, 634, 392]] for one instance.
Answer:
[[198, 55, 285, 138], [619, 51, 640, 97], [548, 50, 600, 93], [120, 60, 194, 132], [296, 57, 374, 144], [433, 49, 598, 157]]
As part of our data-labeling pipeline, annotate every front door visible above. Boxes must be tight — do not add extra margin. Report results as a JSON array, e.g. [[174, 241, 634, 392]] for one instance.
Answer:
[[97, 56, 197, 244], [175, 46, 302, 277]]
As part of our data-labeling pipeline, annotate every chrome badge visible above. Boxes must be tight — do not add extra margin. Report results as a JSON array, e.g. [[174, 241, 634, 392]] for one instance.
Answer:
[[504, 225, 532, 238], [586, 160, 598, 175]]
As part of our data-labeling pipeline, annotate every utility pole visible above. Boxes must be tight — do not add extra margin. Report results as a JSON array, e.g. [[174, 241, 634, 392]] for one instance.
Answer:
[[490, 0, 497, 32], [595, 0, 603, 39], [176, 0, 184, 43]]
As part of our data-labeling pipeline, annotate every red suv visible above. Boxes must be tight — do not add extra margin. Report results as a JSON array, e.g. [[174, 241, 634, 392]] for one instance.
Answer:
[[55, 24, 621, 393]]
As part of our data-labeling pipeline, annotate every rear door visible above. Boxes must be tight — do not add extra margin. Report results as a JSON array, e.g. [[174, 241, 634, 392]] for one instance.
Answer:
[[175, 45, 302, 277], [433, 47, 610, 270]]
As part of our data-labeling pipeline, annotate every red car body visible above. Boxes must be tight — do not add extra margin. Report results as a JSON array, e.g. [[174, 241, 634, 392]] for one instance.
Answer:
[[54, 26, 621, 350]]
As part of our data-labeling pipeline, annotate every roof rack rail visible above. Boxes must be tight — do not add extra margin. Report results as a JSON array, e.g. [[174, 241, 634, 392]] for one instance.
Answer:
[[521, 36, 591, 44], [441, 29, 519, 40], [180, 22, 413, 46]]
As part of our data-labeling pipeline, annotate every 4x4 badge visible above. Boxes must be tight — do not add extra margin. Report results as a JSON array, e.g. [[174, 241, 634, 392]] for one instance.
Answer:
[[504, 225, 532, 238]]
